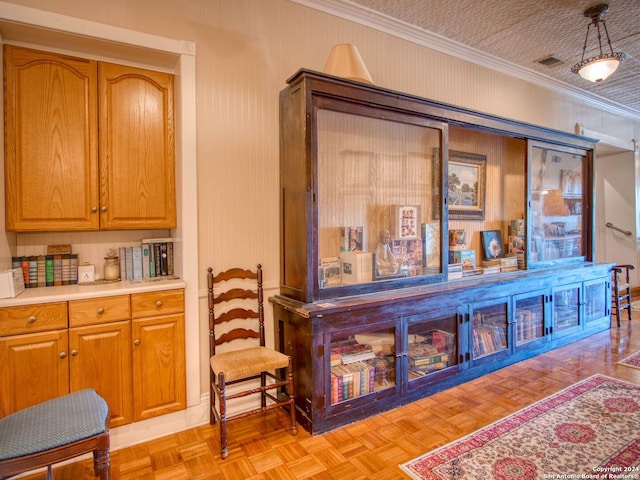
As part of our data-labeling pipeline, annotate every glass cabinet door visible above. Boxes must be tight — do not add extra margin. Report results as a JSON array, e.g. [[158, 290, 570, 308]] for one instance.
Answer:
[[552, 284, 581, 336], [471, 300, 509, 362], [406, 310, 458, 385], [529, 142, 590, 266], [584, 278, 609, 326], [316, 109, 444, 294], [514, 291, 547, 347], [329, 325, 396, 406]]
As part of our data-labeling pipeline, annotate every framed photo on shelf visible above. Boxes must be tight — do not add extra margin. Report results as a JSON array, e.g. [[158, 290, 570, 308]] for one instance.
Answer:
[[481, 229, 504, 260], [448, 150, 486, 220]]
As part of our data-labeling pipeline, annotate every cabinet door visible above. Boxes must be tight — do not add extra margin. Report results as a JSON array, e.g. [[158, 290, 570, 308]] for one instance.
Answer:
[[327, 321, 399, 414], [4, 45, 99, 232], [551, 283, 581, 337], [0, 330, 69, 417], [132, 313, 185, 420], [69, 320, 132, 427], [468, 298, 510, 365], [584, 277, 610, 328], [98, 63, 176, 229], [513, 289, 549, 349], [405, 308, 459, 390]]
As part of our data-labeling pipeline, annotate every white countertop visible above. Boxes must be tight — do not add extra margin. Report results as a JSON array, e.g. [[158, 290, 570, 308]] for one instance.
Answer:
[[0, 278, 187, 307]]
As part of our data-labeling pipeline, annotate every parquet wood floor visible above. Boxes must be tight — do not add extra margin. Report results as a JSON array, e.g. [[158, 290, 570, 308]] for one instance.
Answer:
[[24, 319, 640, 479]]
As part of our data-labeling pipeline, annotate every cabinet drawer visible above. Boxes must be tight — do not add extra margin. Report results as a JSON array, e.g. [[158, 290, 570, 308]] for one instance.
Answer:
[[0, 302, 68, 336], [69, 295, 130, 327], [131, 289, 184, 318]]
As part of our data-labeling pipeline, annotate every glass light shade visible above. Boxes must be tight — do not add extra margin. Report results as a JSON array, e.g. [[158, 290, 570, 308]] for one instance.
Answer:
[[323, 44, 374, 85], [577, 56, 621, 83]]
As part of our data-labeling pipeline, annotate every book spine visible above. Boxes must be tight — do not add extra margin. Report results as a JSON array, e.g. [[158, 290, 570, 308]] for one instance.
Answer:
[[154, 244, 162, 276], [20, 257, 29, 288], [142, 244, 151, 279], [69, 254, 78, 284], [45, 255, 54, 286], [29, 256, 37, 288], [149, 243, 156, 277], [132, 246, 143, 280], [12, 256, 20, 270], [62, 254, 71, 285], [53, 254, 62, 286], [125, 248, 134, 280], [37, 255, 46, 287], [167, 242, 174, 276]]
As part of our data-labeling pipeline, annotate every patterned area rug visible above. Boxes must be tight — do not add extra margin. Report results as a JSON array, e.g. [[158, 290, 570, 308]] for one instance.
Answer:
[[400, 375, 640, 480], [619, 352, 640, 370]]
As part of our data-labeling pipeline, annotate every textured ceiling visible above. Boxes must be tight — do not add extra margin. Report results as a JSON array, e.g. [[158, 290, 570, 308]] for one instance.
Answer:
[[347, 0, 640, 117]]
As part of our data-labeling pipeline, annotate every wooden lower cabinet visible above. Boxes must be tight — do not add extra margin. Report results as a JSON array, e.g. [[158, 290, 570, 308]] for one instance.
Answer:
[[0, 288, 186, 428], [272, 264, 612, 434], [131, 289, 186, 421], [0, 330, 69, 417], [69, 320, 132, 427]]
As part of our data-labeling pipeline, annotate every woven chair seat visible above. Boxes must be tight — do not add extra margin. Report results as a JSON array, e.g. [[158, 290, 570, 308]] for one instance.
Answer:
[[0, 389, 108, 461], [210, 346, 290, 382]]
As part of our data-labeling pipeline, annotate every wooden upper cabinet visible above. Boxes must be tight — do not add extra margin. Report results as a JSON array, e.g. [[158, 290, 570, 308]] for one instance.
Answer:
[[4, 45, 99, 231], [4, 46, 176, 232], [98, 62, 176, 230]]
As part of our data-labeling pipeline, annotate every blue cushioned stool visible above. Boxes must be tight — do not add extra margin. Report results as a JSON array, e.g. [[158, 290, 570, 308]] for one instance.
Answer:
[[0, 389, 110, 480]]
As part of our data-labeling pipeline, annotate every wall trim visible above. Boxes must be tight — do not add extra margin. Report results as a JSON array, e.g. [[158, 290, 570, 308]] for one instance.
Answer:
[[291, 0, 640, 121]]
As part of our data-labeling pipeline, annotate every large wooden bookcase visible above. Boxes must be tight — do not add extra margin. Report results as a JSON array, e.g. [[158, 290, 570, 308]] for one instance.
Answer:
[[272, 69, 611, 434]]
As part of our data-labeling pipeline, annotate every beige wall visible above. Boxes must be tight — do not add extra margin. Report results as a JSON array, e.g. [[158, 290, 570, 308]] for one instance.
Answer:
[[2, 0, 639, 400]]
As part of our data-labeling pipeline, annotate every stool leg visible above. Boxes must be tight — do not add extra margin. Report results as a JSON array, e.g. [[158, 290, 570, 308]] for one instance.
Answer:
[[46, 465, 52, 480]]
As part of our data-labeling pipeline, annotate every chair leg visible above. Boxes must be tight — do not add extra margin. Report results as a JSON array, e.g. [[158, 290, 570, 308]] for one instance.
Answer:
[[210, 369, 216, 426], [46, 466, 53, 480], [217, 372, 229, 460], [93, 449, 110, 479], [287, 359, 298, 436], [261, 371, 267, 410]]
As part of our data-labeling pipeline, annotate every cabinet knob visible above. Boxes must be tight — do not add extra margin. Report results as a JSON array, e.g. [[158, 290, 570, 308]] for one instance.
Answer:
[[71, 349, 78, 356], [101, 206, 107, 212], [134, 339, 141, 346], [27, 316, 36, 323], [59, 352, 67, 359], [156, 300, 163, 308], [97, 307, 105, 315], [91, 206, 98, 213]]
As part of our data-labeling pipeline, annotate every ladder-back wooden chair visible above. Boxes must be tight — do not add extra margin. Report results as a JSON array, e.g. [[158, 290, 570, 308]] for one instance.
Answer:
[[207, 265, 296, 459], [612, 264, 634, 327]]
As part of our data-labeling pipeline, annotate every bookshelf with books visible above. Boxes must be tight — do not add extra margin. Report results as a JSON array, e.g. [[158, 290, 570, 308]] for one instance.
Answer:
[[273, 69, 610, 434]]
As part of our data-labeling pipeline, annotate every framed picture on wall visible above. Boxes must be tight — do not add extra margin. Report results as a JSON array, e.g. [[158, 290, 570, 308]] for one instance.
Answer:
[[448, 150, 486, 220]]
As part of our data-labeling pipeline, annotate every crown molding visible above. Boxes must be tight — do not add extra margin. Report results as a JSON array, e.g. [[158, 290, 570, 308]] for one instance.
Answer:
[[291, 0, 640, 121]]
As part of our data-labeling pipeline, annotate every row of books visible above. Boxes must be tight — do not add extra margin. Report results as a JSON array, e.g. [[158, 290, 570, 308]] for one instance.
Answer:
[[12, 254, 79, 287], [331, 361, 376, 403], [516, 309, 544, 343], [120, 238, 175, 281], [473, 325, 507, 358]]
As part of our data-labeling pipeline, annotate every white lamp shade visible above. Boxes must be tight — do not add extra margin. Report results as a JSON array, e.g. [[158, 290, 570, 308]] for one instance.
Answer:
[[578, 57, 621, 83], [323, 44, 374, 85]]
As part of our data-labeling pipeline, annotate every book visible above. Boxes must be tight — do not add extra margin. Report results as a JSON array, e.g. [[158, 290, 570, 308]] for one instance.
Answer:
[[37, 255, 46, 287], [69, 254, 78, 284], [449, 249, 475, 270], [53, 254, 62, 286], [45, 255, 54, 286], [125, 247, 134, 280], [340, 226, 364, 252], [390, 205, 420, 239], [340, 251, 373, 284], [142, 244, 151, 279], [132, 246, 144, 280], [319, 257, 341, 287]]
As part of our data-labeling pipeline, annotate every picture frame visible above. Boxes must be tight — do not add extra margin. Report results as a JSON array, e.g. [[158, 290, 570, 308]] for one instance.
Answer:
[[481, 230, 505, 260], [560, 170, 582, 198], [448, 150, 486, 220]]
